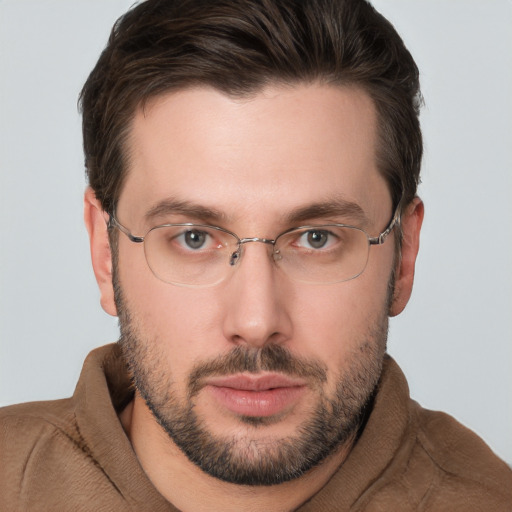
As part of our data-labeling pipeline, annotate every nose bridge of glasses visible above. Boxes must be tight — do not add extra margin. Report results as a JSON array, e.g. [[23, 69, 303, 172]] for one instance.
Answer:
[[229, 237, 277, 266], [239, 237, 276, 246]]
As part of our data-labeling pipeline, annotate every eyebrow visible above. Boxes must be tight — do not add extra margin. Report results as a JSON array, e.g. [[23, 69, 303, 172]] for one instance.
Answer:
[[285, 198, 369, 226], [144, 196, 368, 228], [144, 198, 228, 224]]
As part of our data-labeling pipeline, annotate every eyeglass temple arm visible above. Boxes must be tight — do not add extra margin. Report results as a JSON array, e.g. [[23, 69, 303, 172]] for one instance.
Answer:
[[368, 206, 401, 246], [107, 212, 144, 243]]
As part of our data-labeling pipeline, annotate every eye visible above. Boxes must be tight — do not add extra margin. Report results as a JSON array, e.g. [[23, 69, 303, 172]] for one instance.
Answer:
[[176, 229, 212, 250], [297, 229, 336, 250]]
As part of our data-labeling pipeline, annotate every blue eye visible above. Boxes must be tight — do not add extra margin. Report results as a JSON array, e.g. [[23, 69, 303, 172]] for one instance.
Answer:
[[179, 229, 210, 250], [298, 229, 334, 249]]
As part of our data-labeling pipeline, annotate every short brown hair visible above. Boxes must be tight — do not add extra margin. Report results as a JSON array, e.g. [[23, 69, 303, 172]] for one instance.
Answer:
[[80, 0, 422, 215]]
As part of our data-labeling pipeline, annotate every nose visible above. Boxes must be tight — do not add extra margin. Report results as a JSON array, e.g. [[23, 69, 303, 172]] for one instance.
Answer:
[[222, 241, 293, 349]]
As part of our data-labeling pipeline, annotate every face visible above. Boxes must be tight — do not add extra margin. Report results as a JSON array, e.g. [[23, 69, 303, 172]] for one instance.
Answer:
[[112, 84, 397, 485]]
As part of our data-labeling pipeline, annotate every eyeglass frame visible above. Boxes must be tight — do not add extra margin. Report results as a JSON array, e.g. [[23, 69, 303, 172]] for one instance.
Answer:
[[107, 205, 401, 285]]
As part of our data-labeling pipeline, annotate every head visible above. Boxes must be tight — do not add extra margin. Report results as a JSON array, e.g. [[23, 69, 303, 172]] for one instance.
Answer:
[[83, 0, 424, 486], [81, 0, 422, 217]]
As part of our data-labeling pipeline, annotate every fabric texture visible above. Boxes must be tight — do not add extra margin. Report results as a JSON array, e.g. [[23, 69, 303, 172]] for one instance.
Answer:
[[1, 344, 511, 511]]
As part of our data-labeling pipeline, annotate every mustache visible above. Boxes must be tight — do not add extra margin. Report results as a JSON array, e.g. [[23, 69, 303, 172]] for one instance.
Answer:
[[188, 344, 327, 397]]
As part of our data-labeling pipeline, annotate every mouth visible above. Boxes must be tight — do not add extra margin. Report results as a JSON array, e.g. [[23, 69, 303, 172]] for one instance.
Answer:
[[204, 373, 307, 418]]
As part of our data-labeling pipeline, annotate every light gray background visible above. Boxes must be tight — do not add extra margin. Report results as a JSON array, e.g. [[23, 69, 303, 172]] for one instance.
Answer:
[[1, 0, 511, 463]]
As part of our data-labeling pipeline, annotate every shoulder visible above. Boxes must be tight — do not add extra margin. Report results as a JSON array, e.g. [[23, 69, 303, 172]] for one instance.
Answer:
[[342, 357, 512, 511], [410, 404, 512, 510], [0, 398, 81, 454], [0, 399, 111, 509], [0, 398, 84, 478], [416, 405, 512, 478], [360, 403, 512, 511]]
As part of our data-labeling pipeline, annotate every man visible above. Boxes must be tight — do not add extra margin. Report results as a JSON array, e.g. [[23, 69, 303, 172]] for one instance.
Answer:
[[1, 0, 511, 510]]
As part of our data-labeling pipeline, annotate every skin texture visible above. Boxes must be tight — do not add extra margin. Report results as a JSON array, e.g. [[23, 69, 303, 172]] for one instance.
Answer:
[[84, 83, 423, 511]]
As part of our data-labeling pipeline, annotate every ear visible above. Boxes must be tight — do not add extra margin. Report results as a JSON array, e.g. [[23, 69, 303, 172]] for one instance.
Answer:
[[84, 187, 117, 317], [389, 197, 424, 317]]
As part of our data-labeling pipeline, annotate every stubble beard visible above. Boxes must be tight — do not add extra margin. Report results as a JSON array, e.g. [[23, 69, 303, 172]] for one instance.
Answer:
[[112, 247, 391, 485]]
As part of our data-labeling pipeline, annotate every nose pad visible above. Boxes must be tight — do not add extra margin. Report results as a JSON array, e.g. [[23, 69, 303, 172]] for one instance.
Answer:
[[273, 249, 283, 262], [229, 239, 279, 268], [229, 250, 240, 266]]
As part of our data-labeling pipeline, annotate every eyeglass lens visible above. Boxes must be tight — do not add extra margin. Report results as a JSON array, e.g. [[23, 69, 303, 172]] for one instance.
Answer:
[[142, 224, 371, 286]]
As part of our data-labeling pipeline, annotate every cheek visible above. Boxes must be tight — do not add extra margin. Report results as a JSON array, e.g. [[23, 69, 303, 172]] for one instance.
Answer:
[[118, 250, 224, 374], [290, 268, 391, 373]]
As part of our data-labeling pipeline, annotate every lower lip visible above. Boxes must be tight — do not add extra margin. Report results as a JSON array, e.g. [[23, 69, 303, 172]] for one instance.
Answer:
[[206, 385, 306, 418]]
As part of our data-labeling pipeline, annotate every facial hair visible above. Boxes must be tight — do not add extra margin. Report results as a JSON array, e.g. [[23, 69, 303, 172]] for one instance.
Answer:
[[114, 277, 389, 487]]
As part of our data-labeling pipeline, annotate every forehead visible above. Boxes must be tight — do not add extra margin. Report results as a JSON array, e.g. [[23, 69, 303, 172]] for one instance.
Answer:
[[120, 83, 390, 229]]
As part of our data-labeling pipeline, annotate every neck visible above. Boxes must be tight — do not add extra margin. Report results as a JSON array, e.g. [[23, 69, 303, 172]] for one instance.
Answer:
[[120, 393, 356, 512]]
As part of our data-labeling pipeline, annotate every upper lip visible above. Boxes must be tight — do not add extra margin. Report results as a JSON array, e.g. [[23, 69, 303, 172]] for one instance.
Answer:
[[206, 373, 307, 391]]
